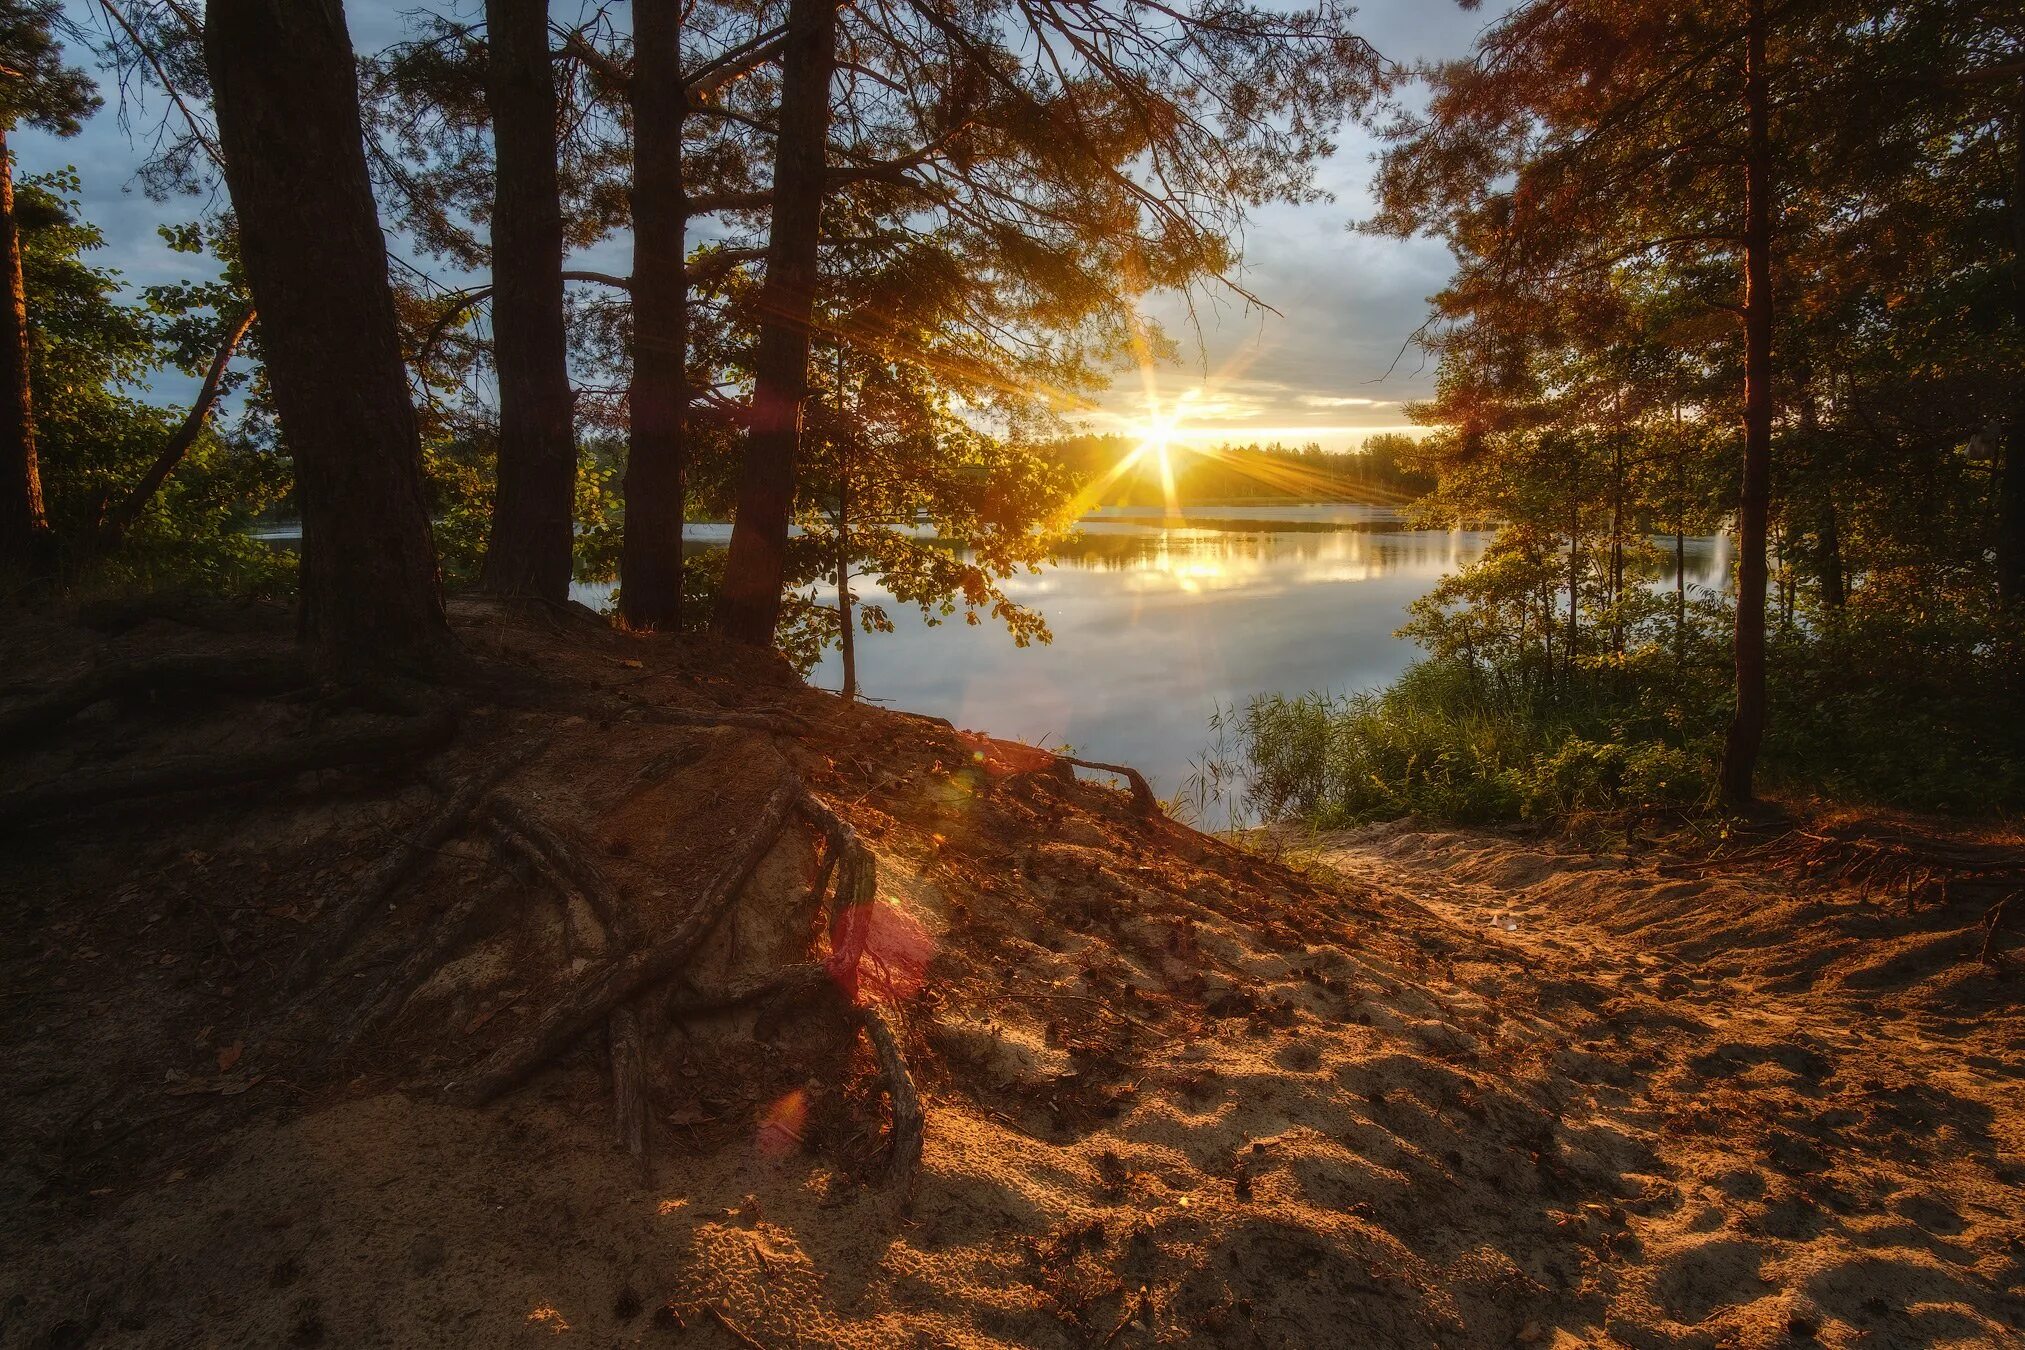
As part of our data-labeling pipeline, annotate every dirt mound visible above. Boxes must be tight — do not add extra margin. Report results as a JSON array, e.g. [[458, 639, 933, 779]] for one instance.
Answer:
[[1, 602, 2020, 1347]]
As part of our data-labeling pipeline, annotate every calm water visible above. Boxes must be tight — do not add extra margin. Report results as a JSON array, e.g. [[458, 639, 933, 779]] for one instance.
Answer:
[[577, 506, 1730, 802]]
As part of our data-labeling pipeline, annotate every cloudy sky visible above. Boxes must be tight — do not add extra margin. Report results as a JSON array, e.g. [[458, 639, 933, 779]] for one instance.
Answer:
[[17, 1, 1499, 450]]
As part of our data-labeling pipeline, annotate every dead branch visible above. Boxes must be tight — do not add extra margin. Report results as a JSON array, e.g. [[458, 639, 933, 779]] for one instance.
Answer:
[[1059, 755, 1160, 817], [446, 778, 799, 1106], [609, 1006, 652, 1164], [0, 707, 456, 831], [0, 651, 310, 752], [1980, 895, 2018, 968]]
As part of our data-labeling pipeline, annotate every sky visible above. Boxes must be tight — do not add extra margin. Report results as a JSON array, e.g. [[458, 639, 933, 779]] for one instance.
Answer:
[[17, 0, 1501, 452]]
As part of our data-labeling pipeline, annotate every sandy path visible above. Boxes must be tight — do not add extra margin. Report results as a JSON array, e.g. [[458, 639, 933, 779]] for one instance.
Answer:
[[1291, 825, 2025, 1349]]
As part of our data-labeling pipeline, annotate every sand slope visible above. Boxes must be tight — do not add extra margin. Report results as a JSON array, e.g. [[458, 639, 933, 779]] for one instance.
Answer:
[[1, 607, 2019, 1348]]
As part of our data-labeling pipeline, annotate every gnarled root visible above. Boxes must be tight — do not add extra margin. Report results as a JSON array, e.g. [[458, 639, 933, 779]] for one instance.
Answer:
[[484, 794, 654, 1166], [0, 706, 457, 831], [446, 778, 800, 1107], [1059, 754, 1160, 817], [660, 791, 924, 1185], [289, 739, 548, 990], [856, 1004, 923, 1183], [0, 650, 311, 753]]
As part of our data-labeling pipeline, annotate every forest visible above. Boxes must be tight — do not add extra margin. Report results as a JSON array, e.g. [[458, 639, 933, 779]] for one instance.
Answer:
[[2, 2, 2022, 1347], [1210, 0, 2025, 827]]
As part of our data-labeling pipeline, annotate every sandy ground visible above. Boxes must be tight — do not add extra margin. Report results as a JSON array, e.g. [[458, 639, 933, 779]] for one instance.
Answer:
[[1, 604, 2019, 1348]]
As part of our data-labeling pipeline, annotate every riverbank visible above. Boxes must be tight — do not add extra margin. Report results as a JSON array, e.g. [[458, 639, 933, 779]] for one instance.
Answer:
[[0, 598, 2017, 1347]]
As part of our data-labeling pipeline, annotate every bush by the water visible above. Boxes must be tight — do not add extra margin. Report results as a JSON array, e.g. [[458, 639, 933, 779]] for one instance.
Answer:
[[1195, 607, 2025, 829]]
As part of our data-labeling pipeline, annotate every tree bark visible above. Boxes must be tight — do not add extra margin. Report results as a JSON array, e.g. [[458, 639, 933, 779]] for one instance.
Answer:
[[1998, 80, 2025, 609], [619, 0, 689, 631], [836, 468, 856, 701], [1565, 503, 1580, 687], [99, 304, 257, 548], [716, 0, 837, 646], [0, 128, 48, 573], [1720, 0, 1774, 806], [204, 0, 448, 670], [480, 0, 578, 602]]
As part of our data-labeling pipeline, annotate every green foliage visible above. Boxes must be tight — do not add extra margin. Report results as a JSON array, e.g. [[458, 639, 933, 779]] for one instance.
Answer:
[[20, 172, 290, 593]]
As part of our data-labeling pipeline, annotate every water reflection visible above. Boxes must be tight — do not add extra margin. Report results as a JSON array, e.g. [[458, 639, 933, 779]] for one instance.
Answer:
[[573, 518, 1728, 800]]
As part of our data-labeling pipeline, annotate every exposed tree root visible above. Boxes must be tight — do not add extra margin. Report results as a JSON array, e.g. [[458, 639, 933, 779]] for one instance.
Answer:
[[336, 876, 494, 1053], [1059, 755, 1160, 817], [288, 740, 549, 989], [857, 1004, 924, 1182], [446, 778, 800, 1107], [616, 702, 809, 736], [484, 795, 654, 1166], [0, 706, 457, 831], [1981, 894, 2019, 968], [797, 791, 878, 995], [0, 651, 311, 753], [661, 962, 834, 1019]]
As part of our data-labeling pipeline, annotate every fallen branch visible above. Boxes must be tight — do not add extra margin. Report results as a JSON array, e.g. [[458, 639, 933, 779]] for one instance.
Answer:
[[1059, 755, 1160, 817], [0, 707, 456, 831], [446, 778, 799, 1106], [0, 651, 310, 753]]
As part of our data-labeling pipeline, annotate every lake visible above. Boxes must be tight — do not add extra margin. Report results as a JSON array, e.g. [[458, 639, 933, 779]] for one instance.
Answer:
[[575, 505, 1732, 807]]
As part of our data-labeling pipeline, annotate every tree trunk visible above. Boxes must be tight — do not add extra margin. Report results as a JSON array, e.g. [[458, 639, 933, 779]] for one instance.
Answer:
[[1565, 505, 1580, 687], [836, 471, 856, 701], [1998, 80, 2025, 609], [205, 0, 448, 669], [1797, 367, 1843, 611], [0, 128, 47, 573], [1818, 501, 1844, 615], [99, 304, 257, 548], [1610, 433, 1625, 658], [619, 0, 689, 631], [716, 0, 837, 646], [1720, 0, 1774, 806], [1673, 407, 1688, 670], [480, 0, 577, 602]]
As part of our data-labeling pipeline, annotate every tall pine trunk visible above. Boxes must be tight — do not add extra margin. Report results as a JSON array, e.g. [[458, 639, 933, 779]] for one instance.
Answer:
[[1798, 375, 1844, 611], [1720, 0, 1774, 806], [716, 0, 836, 646], [1999, 80, 2025, 609], [0, 128, 48, 573], [620, 0, 689, 631], [480, 0, 577, 601], [205, 0, 448, 669], [835, 469, 856, 701], [1565, 504, 1580, 687]]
